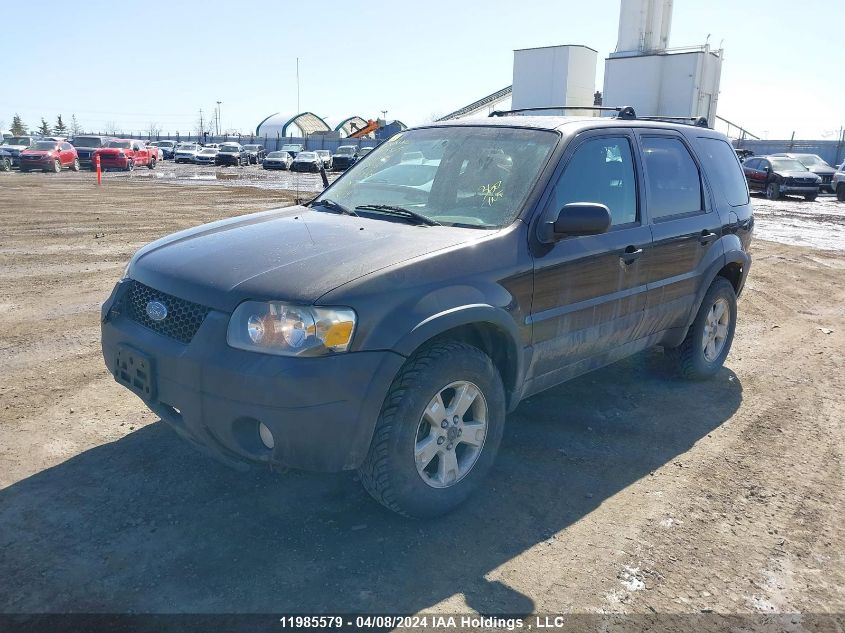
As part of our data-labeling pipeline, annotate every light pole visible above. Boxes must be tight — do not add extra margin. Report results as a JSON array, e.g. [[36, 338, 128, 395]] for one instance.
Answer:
[[216, 101, 222, 136], [381, 110, 388, 121]]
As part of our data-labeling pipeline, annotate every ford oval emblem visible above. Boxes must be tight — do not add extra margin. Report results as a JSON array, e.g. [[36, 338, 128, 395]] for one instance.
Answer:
[[146, 300, 168, 322]]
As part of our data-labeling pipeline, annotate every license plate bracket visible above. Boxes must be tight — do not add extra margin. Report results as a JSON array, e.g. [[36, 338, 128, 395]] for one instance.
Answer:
[[114, 345, 156, 401]]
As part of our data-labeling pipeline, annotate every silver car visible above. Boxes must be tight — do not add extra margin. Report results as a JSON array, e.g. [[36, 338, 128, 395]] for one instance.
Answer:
[[174, 143, 201, 163]]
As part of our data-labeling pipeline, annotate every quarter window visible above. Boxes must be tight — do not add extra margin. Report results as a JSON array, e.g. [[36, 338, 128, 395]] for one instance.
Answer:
[[552, 136, 638, 226], [696, 137, 749, 207], [641, 137, 703, 219]]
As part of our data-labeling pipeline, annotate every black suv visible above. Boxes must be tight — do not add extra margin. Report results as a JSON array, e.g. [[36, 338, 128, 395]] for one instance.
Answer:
[[101, 113, 753, 517], [215, 143, 248, 167]]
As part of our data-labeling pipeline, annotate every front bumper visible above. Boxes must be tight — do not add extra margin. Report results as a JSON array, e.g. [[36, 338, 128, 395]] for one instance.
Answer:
[[99, 155, 131, 169], [216, 156, 241, 165], [780, 184, 819, 194], [291, 163, 320, 172], [100, 281, 404, 472], [19, 157, 52, 169]]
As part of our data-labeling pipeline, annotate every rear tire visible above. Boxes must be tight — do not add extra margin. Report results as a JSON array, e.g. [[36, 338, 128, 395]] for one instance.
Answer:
[[71, 158, 80, 172], [666, 277, 737, 380], [0, 157, 10, 172], [148, 157, 157, 170], [126, 160, 135, 172], [837, 183, 845, 202], [766, 181, 780, 200], [359, 341, 506, 518]]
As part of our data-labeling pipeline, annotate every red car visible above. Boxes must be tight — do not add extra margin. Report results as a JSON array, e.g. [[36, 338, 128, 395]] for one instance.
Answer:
[[19, 140, 79, 173], [93, 139, 157, 171]]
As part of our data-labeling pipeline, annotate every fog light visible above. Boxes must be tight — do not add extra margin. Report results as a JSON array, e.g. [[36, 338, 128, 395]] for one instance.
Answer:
[[258, 422, 275, 450]]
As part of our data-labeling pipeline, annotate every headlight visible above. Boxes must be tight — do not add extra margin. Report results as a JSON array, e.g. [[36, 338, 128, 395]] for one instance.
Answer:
[[227, 301, 356, 356]]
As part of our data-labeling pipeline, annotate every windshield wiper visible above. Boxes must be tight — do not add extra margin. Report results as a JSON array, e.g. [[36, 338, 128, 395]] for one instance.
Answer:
[[354, 204, 440, 226], [310, 198, 358, 216]]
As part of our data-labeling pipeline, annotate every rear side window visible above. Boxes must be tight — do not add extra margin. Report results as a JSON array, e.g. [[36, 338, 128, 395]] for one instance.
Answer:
[[552, 136, 638, 226], [697, 137, 749, 206], [641, 137, 703, 219]]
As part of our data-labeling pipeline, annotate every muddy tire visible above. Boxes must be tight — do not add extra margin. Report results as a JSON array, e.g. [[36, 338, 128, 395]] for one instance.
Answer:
[[667, 277, 737, 380], [70, 158, 80, 172], [359, 341, 506, 518], [766, 181, 780, 200]]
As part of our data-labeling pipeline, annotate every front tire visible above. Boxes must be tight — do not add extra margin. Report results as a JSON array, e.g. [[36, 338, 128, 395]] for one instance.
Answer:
[[837, 183, 845, 202], [52, 159, 62, 173], [0, 157, 10, 172], [359, 341, 506, 518], [666, 277, 737, 379], [804, 193, 817, 202], [126, 160, 135, 172], [71, 158, 80, 172], [766, 181, 780, 200], [148, 157, 157, 170]]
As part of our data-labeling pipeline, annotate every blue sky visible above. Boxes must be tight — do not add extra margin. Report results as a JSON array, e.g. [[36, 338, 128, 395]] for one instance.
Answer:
[[2, 0, 842, 140]]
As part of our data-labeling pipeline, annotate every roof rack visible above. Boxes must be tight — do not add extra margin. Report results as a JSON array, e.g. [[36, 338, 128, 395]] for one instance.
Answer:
[[488, 106, 709, 128], [489, 106, 628, 117]]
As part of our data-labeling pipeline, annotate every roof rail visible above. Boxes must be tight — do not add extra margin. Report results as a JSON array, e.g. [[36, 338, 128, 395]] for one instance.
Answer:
[[636, 115, 710, 128], [489, 106, 628, 117], [489, 106, 710, 128]]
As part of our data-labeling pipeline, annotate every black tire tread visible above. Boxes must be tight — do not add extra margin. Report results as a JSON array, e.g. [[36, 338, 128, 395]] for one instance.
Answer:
[[669, 277, 735, 379], [358, 340, 493, 517]]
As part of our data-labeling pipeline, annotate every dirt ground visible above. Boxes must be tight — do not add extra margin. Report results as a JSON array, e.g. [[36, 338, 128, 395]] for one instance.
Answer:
[[0, 171, 843, 628]]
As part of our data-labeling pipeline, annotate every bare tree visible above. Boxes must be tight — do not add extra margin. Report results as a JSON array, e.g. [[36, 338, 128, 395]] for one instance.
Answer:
[[70, 114, 83, 137], [104, 121, 119, 136], [146, 122, 161, 139]]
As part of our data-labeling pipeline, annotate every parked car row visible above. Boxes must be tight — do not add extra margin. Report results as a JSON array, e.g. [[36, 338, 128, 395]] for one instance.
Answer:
[[741, 153, 843, 201]]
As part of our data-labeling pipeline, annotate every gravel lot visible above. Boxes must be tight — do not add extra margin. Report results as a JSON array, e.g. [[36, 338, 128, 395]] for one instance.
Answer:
[[0, 170, 843, 627]]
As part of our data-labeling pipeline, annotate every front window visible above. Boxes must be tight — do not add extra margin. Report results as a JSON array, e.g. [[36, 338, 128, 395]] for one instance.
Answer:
[[220, 145, 240, 153], [771, 159, 808, 172], [296, 152, 316, 160], [72, 137, 104, 148], [243, 145, 259, 150], [106, 141, 132, 149], [267, 152, 287, 158], [34, 141, 57, 150], [315, 126, 558, 228], [336, 146, 355, 155], [3, 137, 31, 146]]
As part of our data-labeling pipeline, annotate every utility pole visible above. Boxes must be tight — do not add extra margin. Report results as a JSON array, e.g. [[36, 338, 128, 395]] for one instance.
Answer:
[[216, 101, 222, 136], [381, 110, 388, 121], [296, 57, 300, 113]]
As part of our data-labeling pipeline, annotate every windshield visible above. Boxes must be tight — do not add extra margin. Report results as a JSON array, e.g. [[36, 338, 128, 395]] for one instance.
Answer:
[[281, 145, 301, 151], [199, 149, 216, 154], [316, 150, 329, 156], [795, 154, 827, 167], [243, 145, 259, 150], [220, 145, 240, 152], [34, 141, 57, 150], [151, 141, 174, 148], [106, 141, 132, 149], [296, 152, 316, 160], [771, 159, 808, 172], [72, 137, 104, 148], [3, 137, 31, 146], [177, 144, 198, 151], [336, 146, 355, 155], [267, 152, 287, 158], [315, 126, 558, 228]]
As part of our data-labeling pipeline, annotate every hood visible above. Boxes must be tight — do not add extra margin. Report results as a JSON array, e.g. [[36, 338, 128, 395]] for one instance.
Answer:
[[22, 149, 55, 156], [807, 165, 835, 176], [1, 144, 28, 152], [130, 206, 489, 313]]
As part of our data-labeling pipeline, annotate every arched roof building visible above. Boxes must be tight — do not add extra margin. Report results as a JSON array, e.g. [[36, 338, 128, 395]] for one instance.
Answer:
[[255, 112, 331, 137]]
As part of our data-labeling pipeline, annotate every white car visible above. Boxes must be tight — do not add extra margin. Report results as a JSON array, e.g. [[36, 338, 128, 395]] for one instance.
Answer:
[[194, 147, 219, 165], [174, 143, 201, 163], [833, 164, 845, 201]]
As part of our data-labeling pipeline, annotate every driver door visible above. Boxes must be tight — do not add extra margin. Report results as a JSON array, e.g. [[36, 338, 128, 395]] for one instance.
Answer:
[[528, 130, 652, 384]]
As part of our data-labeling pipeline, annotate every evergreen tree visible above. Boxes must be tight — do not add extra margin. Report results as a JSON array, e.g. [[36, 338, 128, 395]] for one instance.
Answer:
[[70, 114, 82, 136], [37, 118, 51, 136], [11, 114, 26, 135], [54, 114, 67, 136]]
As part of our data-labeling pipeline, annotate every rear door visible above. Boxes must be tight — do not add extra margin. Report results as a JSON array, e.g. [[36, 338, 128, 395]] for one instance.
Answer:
[[60, 142, 74, 166], [635, 131, 723, 335], [528, 129, 652, 380]]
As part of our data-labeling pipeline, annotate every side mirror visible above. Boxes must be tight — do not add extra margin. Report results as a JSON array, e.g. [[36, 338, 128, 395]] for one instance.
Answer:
[[543, 203, 611, 241], [763, 166, 771, 173]]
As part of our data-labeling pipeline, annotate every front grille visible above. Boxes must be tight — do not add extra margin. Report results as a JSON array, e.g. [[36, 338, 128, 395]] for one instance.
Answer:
[[821, 175, 832, 183], [123, 280, 210, 344]]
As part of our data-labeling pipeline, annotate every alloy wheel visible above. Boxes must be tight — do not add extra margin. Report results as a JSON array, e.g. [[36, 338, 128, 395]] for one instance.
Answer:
[[702, 297, 730, 362]]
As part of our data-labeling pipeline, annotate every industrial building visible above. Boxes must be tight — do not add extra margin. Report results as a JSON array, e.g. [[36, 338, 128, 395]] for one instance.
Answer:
[[439, 0, 724, 126], [255, 112, 406, 140]]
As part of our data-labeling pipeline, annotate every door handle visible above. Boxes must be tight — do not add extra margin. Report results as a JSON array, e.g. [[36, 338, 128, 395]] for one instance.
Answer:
[[620, 245, 643, 264], [700, 230, 717, 245]]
